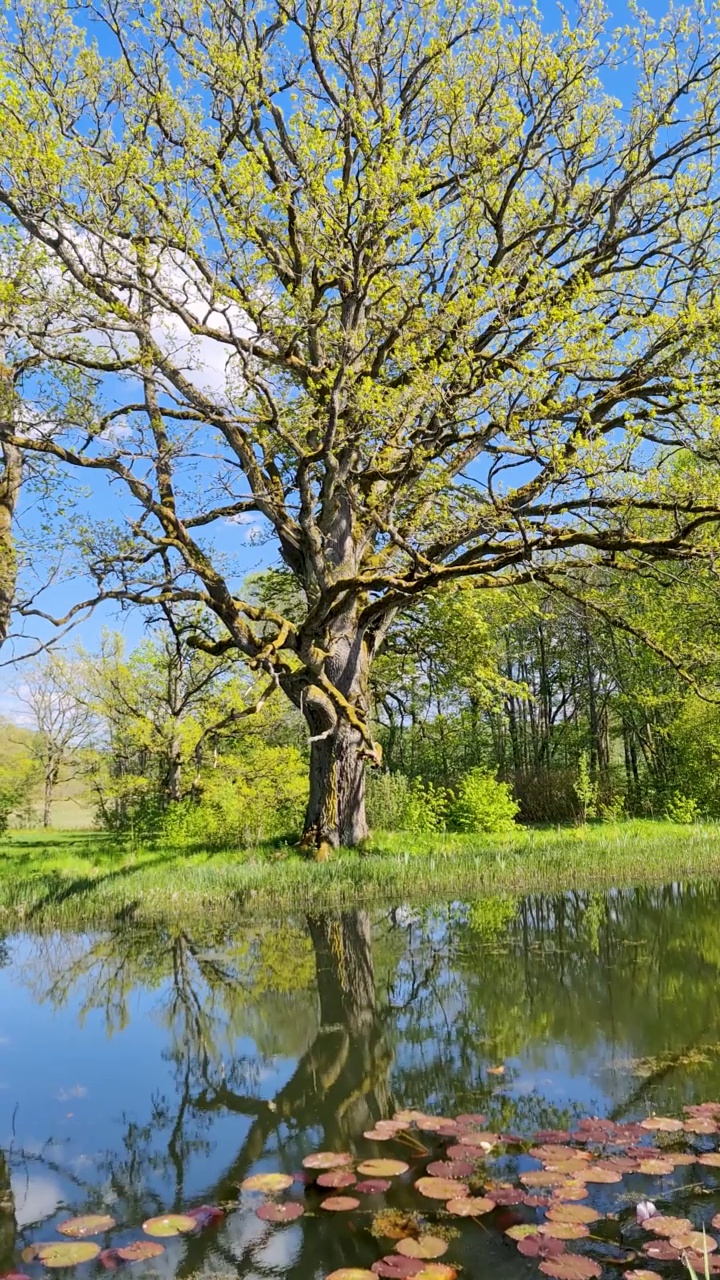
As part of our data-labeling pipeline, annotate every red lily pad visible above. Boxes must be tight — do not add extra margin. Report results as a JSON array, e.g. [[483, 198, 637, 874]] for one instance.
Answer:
[[241, 1172, 294, 1193], [303, 1152, 353, 1170], [186, 1205, 224, 1229], [517, 1235, 566, 1259], [684, 1119, 718, 1134], [642, 1241, 682, 1261], [415, 1177, 468, 1200], [356, 1179, 392, 1194], [116, 1243, 165, 1263], [530, 1147, 586, 1164], [683, 1255, 720, 1274], [321, 1196, 360, 1211], [256, 1202, 304, 1222], [372, 1258, 425, 1278], [36, 1244, 101, 1268], [99, 1257, 123, 1274], [396, 1238, 448, 1259], [625, 1273, 662, 1280], [57, 1217, 116, 1238], [357, 1160, 409, 1178], [317, 1171, 357, 1189], [426, 1161, 473, 1179], [456, 1114, 487, 1127], [539, 1259, 602, 1280], [142, 1214, 196, 1237], [458, 1132, 499, 1149], [485, 1187, 525, 1206]]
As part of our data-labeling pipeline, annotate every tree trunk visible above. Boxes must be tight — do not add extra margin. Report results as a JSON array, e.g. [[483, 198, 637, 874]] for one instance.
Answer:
[[300, 624, 373, 853], [0, 353, 23, 650], [43, 761, 58, 828], [166, 738, 182, 804], [305, 718, 369, 849], [0, 1150, 15, 1273]]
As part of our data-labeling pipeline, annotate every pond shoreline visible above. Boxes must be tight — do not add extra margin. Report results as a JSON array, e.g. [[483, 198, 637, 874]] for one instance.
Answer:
[[1, 819, 719, 928]]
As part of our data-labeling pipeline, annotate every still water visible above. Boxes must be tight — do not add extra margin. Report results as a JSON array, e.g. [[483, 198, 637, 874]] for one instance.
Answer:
[[1, 886, 719, 1278]]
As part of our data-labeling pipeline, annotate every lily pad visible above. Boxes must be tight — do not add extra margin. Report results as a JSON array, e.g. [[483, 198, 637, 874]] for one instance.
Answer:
[[413, 1268, 456, 1280], [625, 1272, 662, 1280], [303, 1152, 353, 1170], [669, 1233, 717, 1253], [317, 1171, 357, 1189], [142, 1214, 197, 1237], [485, 1188, 525, 1206], [256, 1202, 304, 1222], [327, 1273, 377, 1280], [539, 1259, 602, 1280], [581, 1167, 622, 1183], [396, 1238, 448, 1259], [644, 1217, 693, 1237], [637, 1159, 675, 1175], [642, 1241, 682, 1261], [682, 1254, 720, 1274], [21, 1249, 56, 1264], [372, 1258, 424, 1278], [699, 1154, 720, 1168], [36, 1243, 101, 1268], [426, 1161, 473, 1179], [327, 1272, 377, 1280], [546, 1206, 601, 1225], [540, 1222, 590, 1240], [57, 1217, 116, 1238], [505, 1225, 541, 1241], [116, 1243, 165, 1263], [458, 1132, 498, 1149], [545, 1159, 593, 1175], [356, 1180, 392, 1194], [186, 1205, 223, 1229], [445, 1196, 494, 1216], [517, 1235, 566, 1259], [357, 1160, 409, 1178], [640, 1117, 684, 1132], [552, 1183, 589, 1201], [241, 1173, 294, 1193], [320, 1196, 360, 1211], [521, 1171, 571, 1188], [415, 1177, 468, 1200]]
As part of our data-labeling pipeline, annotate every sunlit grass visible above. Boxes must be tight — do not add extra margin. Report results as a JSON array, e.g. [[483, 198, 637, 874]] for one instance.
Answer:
[[1, 818, 720, 928]]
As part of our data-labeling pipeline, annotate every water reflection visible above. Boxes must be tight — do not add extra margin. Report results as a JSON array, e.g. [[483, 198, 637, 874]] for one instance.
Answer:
[[2, 886, 720, 1276]]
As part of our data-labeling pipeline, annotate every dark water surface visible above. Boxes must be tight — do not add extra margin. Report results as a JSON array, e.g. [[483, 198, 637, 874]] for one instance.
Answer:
[[2, 885, 720, 1280]]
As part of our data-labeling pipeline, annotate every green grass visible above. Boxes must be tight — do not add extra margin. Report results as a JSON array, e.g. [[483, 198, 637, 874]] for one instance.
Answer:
[[1, 818, 720, 929]]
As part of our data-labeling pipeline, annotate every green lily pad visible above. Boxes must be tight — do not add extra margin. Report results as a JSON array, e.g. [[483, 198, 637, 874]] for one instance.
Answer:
[[116, 1243, 165, 1262], [241, 1173, 294, 1193], [36, 1243, 101, 1268], [57, 1217, 116, 1238], [142, 1214, 197, 1237]]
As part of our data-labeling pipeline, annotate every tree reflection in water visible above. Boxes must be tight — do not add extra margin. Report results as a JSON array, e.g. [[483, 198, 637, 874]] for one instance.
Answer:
[[4, 886, 720, 1275]]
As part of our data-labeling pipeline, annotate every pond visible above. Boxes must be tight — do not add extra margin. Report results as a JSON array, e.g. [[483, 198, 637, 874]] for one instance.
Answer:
[[2, 885, 720, 1280]]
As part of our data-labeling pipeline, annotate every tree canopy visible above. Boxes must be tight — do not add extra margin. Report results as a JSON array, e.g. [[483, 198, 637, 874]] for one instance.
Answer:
[[3, 0, 720, 844]]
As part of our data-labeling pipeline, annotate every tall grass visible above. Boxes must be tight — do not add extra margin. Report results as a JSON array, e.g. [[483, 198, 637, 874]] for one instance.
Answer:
[[1, 819, 720, 929]]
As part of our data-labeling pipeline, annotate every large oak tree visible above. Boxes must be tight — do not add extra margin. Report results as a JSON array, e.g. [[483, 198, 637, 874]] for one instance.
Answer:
[[2, 0, 720, 847]]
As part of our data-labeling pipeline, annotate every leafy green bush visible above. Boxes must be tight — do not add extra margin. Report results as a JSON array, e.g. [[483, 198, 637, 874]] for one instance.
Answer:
[[664, 791, 701, 825], [449, 768, 519, 834], [366, 772, 448, 833], [160, 743, 308, 848]]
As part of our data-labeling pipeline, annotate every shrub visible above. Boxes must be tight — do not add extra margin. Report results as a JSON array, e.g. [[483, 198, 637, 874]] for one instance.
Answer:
[[664, 791, 701, 825], [449, 768, 519, 834], [573, 749, 599, 824], [161, 743, 308, 848], [366, 771, 448, 833]]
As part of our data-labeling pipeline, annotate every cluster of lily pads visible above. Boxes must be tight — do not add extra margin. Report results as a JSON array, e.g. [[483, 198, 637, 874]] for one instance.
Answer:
[[238, 1102, 720, 1280], [7, 1205, 223, 1275]]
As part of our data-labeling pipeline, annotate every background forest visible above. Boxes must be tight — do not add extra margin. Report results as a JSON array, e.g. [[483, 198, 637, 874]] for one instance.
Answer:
[[4, 552, 719, 845]]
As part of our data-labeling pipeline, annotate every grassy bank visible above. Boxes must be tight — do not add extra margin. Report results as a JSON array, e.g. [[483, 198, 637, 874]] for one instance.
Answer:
[[1, 819, 720, 928]]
